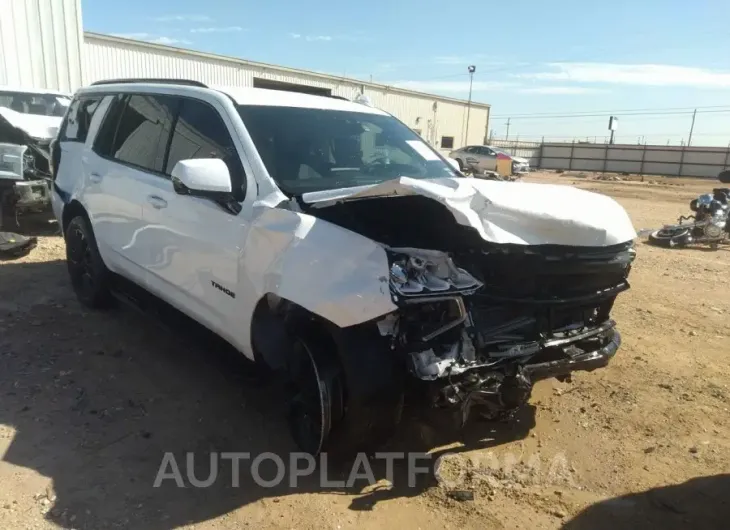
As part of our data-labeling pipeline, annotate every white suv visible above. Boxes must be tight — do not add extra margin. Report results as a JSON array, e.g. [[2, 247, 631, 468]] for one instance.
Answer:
[[52, 79, 637, 454]]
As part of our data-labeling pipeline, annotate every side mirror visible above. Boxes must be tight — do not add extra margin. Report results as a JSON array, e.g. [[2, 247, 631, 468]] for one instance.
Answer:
[[170, 158, 232, 196], [446, 157, 461, 171]]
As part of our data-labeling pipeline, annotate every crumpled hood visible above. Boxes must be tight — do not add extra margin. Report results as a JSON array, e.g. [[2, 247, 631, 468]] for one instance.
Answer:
[[301, 177, 637, 247], [0, 108, 61, 140]]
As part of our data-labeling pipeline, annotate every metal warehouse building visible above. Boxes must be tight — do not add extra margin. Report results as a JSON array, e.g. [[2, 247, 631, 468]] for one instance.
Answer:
[[0, 0, 490, 151]]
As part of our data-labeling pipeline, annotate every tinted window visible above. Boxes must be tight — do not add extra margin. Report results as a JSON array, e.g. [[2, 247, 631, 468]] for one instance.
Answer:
[[94, 94, 128, 157], [109, 95, 177, 172], [165, 99, 244, 198], [61, 96, 103, 142]]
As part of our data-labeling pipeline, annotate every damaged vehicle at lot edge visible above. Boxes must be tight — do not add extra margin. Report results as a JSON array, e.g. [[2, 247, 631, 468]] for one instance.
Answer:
[[0, 87, 70, 228], [52, 82, 637, 455]]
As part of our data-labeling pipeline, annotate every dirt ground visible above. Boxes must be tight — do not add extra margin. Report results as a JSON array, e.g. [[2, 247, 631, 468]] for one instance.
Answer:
[[1, 172, 728, 530]]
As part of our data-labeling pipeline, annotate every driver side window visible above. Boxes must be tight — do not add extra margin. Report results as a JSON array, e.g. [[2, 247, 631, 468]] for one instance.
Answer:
[[165, 98, 246, 201]]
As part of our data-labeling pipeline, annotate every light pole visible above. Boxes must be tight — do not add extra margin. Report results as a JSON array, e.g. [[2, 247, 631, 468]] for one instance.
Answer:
[[464, 65, 476, 145]]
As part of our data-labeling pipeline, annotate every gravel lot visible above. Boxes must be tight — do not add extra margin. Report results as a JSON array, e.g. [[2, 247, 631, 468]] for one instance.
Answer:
[[1, 173, 728, 529]]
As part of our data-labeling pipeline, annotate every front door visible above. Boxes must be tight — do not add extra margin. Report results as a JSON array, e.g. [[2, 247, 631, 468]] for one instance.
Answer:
[[139, 96, 248, 344], [476, 147, 497, 171]]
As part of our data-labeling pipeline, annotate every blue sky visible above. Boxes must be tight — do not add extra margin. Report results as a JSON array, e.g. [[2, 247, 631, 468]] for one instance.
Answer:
[[81, 0, 730, 145]]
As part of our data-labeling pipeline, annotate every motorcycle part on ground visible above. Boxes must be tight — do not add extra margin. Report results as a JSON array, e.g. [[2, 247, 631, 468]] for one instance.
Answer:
[[648, 227, 692, 248], [0, 231, 37, 259]]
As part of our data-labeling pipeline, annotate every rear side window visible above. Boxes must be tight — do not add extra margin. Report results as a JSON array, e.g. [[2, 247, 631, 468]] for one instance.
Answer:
[[165, 99, 245, 199], [94, 94, 177, 174], [61, 96, 103, 143], [93, 94, 128, 156]]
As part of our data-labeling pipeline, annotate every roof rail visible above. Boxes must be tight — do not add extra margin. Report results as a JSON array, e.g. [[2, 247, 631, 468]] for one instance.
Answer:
[[90, 78, 208, 88]]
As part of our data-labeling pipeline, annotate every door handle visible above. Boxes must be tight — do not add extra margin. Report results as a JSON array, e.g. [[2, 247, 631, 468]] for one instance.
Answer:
[[147, 195, 168, 209], [89, 172, 102, 183]]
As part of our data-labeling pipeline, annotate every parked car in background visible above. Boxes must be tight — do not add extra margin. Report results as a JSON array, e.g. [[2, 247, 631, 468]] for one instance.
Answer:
[[0, 87, 71, 228], [449, 145, 530, 175]]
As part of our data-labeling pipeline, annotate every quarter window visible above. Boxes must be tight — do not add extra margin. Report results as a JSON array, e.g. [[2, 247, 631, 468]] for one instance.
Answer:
[[61, 96, 103, 143]]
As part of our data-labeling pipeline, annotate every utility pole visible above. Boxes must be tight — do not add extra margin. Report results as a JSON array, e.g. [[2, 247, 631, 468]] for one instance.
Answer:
[[464, 65, 476, 145], [687, 108, 697, 146], [608, 116, 618, 144], [505, 118, 511, 140]]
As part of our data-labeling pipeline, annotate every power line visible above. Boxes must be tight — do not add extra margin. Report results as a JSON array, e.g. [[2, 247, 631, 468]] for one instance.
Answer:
[[491, 109, 730, 121], [492, 105, 730, 119]]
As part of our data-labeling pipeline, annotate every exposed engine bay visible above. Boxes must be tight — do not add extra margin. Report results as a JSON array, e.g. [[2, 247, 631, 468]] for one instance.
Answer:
[[306, 193, 635, 423]]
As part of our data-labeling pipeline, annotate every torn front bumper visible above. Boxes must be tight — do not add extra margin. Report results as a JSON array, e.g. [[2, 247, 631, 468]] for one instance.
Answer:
[[524, 325, 621, 382]]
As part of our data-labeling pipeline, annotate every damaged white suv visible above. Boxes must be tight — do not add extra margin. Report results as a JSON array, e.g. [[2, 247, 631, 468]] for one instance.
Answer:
[[52, 79, 637, 454]]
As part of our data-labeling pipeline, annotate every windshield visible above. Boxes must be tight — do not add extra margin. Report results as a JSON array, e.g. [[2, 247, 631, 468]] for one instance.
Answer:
[[237, 105, 458, 195], [0, 91, 71, 117]]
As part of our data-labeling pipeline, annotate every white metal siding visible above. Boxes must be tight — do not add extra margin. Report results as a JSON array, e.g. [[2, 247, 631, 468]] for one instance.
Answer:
[[83, 34, 489, 150], [0, 0, 83, 92]]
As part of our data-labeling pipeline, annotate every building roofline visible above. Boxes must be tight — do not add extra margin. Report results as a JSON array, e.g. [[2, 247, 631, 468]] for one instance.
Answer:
[[83, 32, 491, 110]]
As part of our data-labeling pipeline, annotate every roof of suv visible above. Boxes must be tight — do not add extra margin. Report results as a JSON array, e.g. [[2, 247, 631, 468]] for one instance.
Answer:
[[216, 86, 387, 115], [80, 80, 386, 115]]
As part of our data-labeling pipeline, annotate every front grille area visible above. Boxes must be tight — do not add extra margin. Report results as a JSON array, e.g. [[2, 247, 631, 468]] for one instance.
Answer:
[[460, 242, 633, 345], [462, 242, 634, 302]]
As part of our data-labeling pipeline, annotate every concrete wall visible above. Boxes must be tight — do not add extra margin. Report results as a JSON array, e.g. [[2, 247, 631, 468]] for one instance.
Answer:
[[82, 33, 490, 151], [492, 140, 730, 178], [0, 0, 83, 93]]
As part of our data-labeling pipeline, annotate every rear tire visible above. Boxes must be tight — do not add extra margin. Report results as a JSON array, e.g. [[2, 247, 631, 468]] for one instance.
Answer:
[[65, 215, 113, 308]]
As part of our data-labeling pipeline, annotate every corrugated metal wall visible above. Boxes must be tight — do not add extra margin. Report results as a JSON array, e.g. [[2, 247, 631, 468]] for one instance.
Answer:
[[83, 33, 490, 150], [0, 0, 83, 92], [492, 139, 730, 178]]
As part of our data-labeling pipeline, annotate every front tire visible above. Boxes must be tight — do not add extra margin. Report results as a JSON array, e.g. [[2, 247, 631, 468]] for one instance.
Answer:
[[286, 331, 344, 455], [65, 215, 113, 308]]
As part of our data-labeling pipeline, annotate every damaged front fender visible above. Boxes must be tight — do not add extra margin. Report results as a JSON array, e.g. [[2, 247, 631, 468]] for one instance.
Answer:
[[241, 207, 397, 329]]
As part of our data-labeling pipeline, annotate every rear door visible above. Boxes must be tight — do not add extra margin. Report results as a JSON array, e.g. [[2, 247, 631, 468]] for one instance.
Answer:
[[83, 93, 177, 284], [52, 93, 104, 223]]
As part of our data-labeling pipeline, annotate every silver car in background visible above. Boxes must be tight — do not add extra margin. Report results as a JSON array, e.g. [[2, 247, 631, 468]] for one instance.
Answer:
[[449, 145, 530, 175]]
